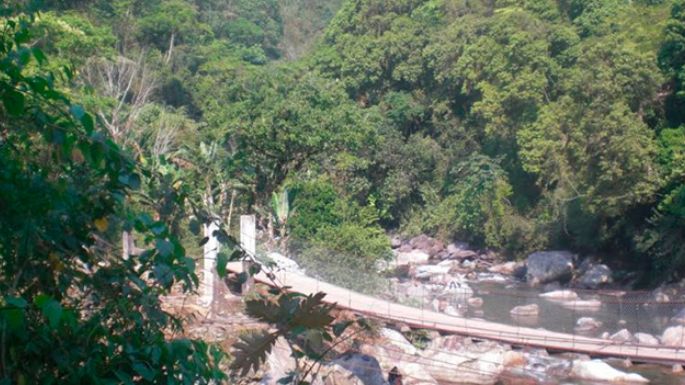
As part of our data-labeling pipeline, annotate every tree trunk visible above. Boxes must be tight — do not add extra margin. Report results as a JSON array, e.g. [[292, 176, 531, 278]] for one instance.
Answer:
[[165, 31, 176, 64]]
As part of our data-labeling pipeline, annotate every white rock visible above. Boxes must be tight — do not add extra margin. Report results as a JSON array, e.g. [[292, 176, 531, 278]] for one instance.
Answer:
[[444, 305, 462, 317], [415, 264, 451, 279], [610, 329, 633, 343], [381, 328, 417, 355], [510, 304, 539, 317], [361, 331, 438, 385], [475, 273, 508, 283], [436, 259, 458, 269], [261, 338, 295, 385], [662, 326, 685, 347], [446, 242, 469, 254], [654, 290, 670, 304], [488, 261, 519, 275], [539, 290, 579, 301], [570, 360, 649, 383], [420, 339, 505, 385], [396, 250, 430, 266], [634, 333, 659, 346], [575, 317, 602, 333], [560, 299, 602, 311]]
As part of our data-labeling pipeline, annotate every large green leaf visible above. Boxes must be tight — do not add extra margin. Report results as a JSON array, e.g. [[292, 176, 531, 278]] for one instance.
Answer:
[[3, 88, 24, 116], [230, 330, 279, 377], [245, 297, 282, 324], [289, 293, 334, 329]]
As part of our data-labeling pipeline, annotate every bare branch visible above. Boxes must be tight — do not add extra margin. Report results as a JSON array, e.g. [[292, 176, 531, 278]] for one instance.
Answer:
[[81, 53, 156, 147]]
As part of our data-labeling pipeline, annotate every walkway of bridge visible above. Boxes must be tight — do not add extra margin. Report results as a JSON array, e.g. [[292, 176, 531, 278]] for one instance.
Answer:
[[226, 262, 685, 365]]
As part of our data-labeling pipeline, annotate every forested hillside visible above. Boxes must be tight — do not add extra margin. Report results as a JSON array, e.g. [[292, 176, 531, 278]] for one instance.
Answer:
[[20, 0, 685, 284], [3, 0, 685, 383], [305, 0, 685, 283]]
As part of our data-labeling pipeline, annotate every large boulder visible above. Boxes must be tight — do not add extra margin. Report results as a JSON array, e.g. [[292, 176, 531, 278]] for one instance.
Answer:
[[577, 264, 613, 289], [422, 337, 506, 385], [361, 329, 437, 385], [380, 328, 417, 355], [662, 326, 685, 347], [504, 352, 572, 384], [525, 251, 575, 286], [332, 352, 388, 385], [570, 360, 649, 383], [444, 242, 477, 260], [409, 235, 444, 257], [609, 329, 633, 343], [634, 333, 659, 346], [261, 338, 296, 385]]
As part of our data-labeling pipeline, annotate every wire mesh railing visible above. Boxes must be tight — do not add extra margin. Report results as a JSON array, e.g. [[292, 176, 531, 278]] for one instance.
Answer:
[[205, 218, 685, 365]]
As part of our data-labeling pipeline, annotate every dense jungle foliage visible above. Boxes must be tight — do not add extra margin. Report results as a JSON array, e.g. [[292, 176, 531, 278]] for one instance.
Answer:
[[4, 0, 685, 289], [3, 0, 685, 382]]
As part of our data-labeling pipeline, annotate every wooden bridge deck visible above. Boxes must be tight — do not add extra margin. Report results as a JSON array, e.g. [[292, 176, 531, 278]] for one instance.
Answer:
[[227, 263, 685, 365]]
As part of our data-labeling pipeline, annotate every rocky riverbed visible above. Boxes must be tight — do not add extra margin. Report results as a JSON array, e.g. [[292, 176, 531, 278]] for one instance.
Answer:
[[254, 323, 685, 385], [377, 234, 685, 384], [385, 235, 685, 344], [182, 234, 685, 385]]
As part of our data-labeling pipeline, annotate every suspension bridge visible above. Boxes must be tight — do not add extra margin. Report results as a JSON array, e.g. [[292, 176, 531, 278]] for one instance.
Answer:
[[226, 262, 685, 365]]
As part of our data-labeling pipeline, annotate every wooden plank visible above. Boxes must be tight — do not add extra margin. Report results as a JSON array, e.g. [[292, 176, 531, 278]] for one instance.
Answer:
[[227, 262, 685, 365]]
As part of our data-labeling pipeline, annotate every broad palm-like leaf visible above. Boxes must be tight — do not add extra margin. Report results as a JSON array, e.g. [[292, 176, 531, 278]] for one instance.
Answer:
[[230, 330, 280, 376]]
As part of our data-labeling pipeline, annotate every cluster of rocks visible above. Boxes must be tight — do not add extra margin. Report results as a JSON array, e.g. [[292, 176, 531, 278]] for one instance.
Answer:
[[392, 234, 616, 290], [389, 235, 496, 271], [521, 250, 614, 290], [387, 235, 496, 318], [535, 288, 685, 349], [260, 326, 654, 385]]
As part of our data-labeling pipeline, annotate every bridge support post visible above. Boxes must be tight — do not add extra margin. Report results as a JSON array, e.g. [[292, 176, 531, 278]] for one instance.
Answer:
[[241, 215, 256, 294]]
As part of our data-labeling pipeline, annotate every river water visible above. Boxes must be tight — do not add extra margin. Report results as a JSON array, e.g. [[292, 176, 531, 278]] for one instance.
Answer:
[[464, 281, 681, 337], [459, 280, 685, 385]]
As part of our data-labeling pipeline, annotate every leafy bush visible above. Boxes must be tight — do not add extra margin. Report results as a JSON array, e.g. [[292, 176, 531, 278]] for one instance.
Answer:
[[288, 179, 391, 292], [0, 12, 224, 384], [402, 155, 542, 256]]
